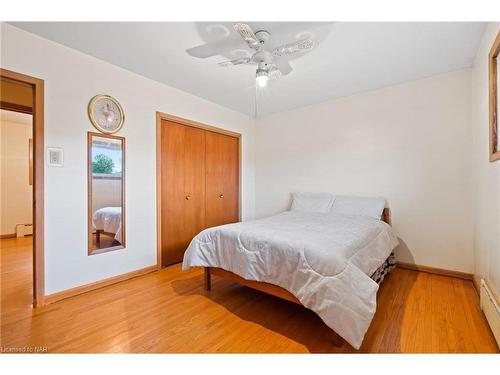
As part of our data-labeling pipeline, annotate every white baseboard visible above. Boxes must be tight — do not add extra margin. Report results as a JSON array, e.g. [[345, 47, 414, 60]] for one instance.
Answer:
[[480, 278, 500, 347]]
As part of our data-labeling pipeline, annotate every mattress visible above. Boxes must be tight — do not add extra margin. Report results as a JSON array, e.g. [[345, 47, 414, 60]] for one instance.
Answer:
[[183, 210, 399, 349]]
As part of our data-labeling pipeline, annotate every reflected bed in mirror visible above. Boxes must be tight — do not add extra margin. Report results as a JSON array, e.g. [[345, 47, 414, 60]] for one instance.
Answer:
[[88, 132, 125, 255]]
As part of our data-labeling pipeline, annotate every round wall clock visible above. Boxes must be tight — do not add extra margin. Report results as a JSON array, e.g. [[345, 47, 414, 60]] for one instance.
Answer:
[[88, 94, 125, 134]]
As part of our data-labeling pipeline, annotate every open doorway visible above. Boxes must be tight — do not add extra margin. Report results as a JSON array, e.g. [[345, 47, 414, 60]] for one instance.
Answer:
[[0, 108, 33, 313], [0, 69, 44, 310]]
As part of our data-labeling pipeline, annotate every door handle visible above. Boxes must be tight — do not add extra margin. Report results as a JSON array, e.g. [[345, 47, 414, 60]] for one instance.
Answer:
[[185, 195, 191, 200], [219, 194, 224, 198]]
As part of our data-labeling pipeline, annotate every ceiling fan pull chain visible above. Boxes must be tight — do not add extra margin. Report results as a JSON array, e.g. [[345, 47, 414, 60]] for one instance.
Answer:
[[254, 80, 257, 119]]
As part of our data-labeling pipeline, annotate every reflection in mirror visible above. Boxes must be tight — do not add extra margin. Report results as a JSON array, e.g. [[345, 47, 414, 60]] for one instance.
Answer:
[[489, 31, 500, 162], [88, 132, 125, 255], [497, 56, 500, 148]]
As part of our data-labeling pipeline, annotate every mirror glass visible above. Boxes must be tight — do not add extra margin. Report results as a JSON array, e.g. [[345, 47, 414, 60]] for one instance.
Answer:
[[497, 57, 500, 148], [88, 132, 125, 254]]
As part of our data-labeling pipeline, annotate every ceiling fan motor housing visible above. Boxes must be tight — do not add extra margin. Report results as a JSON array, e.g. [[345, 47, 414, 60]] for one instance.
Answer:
[[254, 50, 273, 65], [253, 30, 273, 70]]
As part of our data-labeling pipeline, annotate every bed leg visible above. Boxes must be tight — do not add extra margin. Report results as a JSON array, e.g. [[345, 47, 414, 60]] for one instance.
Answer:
[[96, 230, 102, 247], [330, 330, 344, 348], [204, 267, 211, 291]]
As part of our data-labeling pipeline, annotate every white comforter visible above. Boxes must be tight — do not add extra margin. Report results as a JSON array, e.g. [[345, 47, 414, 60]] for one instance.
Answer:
[[92, 207, 122, 243], [182, 211, 399, 349]]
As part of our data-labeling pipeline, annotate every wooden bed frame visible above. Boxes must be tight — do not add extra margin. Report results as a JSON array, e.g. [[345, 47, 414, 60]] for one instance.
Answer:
[[203, 208, 392, 303]]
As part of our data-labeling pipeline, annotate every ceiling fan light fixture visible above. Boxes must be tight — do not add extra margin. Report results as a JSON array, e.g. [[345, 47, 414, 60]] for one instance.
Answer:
[[256, 69, 269, 87]]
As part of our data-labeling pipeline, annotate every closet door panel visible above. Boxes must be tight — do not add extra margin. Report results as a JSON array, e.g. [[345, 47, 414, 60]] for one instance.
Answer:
[[222, 135, 239, 224], [183, 126, 206, 241], [205, 131, 239, 228], [204, 131, 224, 228], [161, 120, 240, 267], [161, 121, 186, 266]]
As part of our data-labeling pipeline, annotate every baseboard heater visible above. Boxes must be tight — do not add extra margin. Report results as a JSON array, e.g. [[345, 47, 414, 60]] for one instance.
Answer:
[[480, 278, 500, 346], [16, 224, 33, 237]]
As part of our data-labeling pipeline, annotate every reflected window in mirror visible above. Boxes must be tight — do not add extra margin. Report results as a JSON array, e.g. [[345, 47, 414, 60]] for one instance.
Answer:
[[88, 132, 125, 255]]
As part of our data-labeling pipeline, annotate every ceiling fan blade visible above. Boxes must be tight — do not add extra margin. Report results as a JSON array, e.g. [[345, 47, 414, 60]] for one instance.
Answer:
[[187, 34, 250, 59], [233, 23, 260, 50], [272, 39, 315, 57], [186, 43, 224, 58], [273, 58, 293, 76], [218, 57, 251, 67]]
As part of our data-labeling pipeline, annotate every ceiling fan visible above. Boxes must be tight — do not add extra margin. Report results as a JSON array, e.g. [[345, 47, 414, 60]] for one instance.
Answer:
[[188, 23, 316, 87]]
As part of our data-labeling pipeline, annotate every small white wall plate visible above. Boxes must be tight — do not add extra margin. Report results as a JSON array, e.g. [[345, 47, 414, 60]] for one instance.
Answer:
[[47, 147, 64, 167]]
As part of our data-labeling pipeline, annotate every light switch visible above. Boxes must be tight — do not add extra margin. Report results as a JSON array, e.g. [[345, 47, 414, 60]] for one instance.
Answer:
[[47, 147, 63, 167]]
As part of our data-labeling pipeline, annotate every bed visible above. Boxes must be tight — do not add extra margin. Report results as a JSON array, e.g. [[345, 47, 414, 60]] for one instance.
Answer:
[[92, 206, 123, 244], [182, 195, 399, 349]]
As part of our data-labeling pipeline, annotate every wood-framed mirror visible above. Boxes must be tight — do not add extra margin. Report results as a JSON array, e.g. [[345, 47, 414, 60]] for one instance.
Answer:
[[489, 30, 500, 162], [88, 132, 125, 255]]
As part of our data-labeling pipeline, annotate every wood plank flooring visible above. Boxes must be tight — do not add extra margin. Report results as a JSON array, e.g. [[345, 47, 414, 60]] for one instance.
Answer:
[[1, 237, 498, 353]]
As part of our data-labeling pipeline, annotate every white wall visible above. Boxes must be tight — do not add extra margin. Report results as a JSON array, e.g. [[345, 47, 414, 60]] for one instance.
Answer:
[[0, 115, 33, 235], [256, 69, 474, 273], [0, 23, 256, 295], [471, 23, 500, 295]]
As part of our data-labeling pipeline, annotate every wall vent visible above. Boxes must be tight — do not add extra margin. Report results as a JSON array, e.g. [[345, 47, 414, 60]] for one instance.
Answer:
[[480, 278, 500, 347]]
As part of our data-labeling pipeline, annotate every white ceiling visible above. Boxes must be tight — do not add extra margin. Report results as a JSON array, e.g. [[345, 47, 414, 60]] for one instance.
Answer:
[[10, 22, 486, 116]]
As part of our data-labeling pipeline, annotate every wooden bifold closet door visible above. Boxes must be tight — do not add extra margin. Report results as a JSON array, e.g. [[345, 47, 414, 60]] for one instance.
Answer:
[[205, 131, 239, 228], [160, 119, 239, 267]]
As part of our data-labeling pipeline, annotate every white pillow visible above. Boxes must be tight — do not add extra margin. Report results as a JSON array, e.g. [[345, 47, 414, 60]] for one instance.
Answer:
[[290, 192, 335, 213], [331, 195, 386, 219]]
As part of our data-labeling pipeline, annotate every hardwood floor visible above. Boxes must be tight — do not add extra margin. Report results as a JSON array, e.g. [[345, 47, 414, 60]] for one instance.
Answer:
[[1, 237, 498, 353], [1, 236, 33, 330]]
